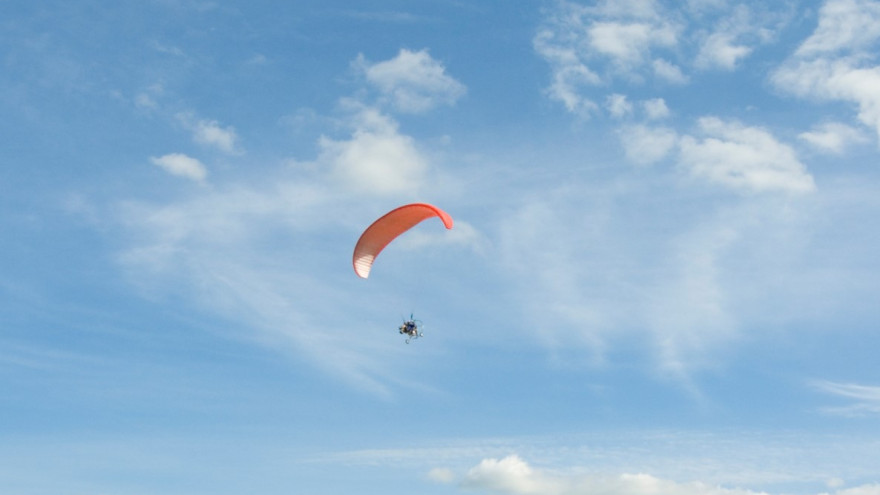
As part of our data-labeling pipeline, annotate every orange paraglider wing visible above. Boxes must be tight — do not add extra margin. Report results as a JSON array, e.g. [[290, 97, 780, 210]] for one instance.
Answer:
[[353, 203, 454, 278]]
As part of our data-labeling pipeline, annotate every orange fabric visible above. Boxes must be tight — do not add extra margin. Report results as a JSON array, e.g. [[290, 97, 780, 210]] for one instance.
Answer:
[[353, 203, 453, 278]]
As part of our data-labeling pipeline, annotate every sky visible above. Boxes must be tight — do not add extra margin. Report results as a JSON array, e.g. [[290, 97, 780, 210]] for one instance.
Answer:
[[2, 0, 880, 493]]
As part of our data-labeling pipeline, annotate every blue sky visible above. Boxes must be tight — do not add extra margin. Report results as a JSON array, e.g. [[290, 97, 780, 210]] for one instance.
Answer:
[[3, 0, 880, 493]]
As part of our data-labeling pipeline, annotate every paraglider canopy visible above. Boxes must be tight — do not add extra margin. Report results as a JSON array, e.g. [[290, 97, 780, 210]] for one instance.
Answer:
[[352, 203, 453, 278]]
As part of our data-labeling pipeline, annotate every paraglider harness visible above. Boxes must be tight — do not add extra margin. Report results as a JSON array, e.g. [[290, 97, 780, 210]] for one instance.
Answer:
[[399, 314, 423, 344]]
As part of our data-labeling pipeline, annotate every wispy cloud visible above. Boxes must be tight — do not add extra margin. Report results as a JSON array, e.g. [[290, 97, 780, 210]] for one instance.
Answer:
[[813, 380, 880, 416]]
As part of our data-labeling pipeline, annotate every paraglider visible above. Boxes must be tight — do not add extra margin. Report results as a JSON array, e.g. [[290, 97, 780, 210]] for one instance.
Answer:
[[352, 203, 453, 279], [399, 314, 423, 344], [353, 203, 453, 342]]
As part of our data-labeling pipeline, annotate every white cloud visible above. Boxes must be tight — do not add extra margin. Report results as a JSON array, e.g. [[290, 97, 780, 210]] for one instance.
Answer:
[[799, 122, 869, 152], [823, 485, 880, 495], [643, 97, 670, 119], [774, 59, 880, 141], [534, 1, 676, 116], [773, 0, 880, 141], [653, 58, 689, 83], [588, 21, 678, 68], [318, 103, 428, 196], [618, 124, 678, 164], [176, 112, 241, 154], [796, 0, 880, 56], [813, 380, 880, 416], [696, 31, 752, 70], [444, 454, 880, 495], [457, 455, 770, 495], [606, 93, 633, 118], [533, 23, 602, 116], [462, 456, 562, 495], [357, 49, 466, 113], [535, 2, 790, 114], [678, 117, 816, 193], [150, 153, 208, 182]]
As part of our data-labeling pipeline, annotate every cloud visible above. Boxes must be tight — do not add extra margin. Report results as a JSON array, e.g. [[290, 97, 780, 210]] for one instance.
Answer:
[[176, 112, 241, 154], [606, 93, 634, 118], [652, 58, 689, 83], [457, 455, 769, 495], [799, 122, 869, 153], [772, 0, 880, 141], [533, 22, 602, 116], [534, 1, 680, 91], [606, 95, 669, 121], [462, 456, 562, 494], [678, 117, 816, 194], [356, 49, 466, 113], [643, 97, 670, 119], [534, 1, 789, 114], [813, 380, 880, 416], [795, 0, 880, 56], [445, 455, 880, 495], [317, 102, 428, 196], [618, 124, 678, 164], [693, 4, 782, 71], [150, 153, 208, 182], [696, 31, 752, 70], [587, 20, 678, 68]]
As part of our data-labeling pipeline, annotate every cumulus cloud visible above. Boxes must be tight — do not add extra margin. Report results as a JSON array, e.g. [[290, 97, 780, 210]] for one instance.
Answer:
[[696, 31, 752, 70], [773, 0, 880, 141], [678, 117, 816, 193], [317, 103, 428, 196], [462, 456, 562, 494], [356, 49, 466, 113], [442, 455, 880, 495], [799, 122, 869, 152], [653, 58, 689, 83], [456, 455, 770, 495], [150, 153, 208, 182]]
